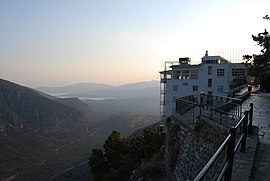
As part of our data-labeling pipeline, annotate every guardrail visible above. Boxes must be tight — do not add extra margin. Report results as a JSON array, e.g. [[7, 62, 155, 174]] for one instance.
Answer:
[[176, 93, 243, 125], [194, 103, 253, 181]]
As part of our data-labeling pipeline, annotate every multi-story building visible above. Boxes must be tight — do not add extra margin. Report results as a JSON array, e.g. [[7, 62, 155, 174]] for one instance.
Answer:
[[159, 51, 246, 116]]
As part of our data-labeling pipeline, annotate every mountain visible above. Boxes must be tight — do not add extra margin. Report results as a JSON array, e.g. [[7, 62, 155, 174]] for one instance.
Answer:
[[36, 80, 160, 123], [0, 79, 90, 132], [0, 79, 162, 180], [0, 78, 96, 180], [78, 86, 159, 99], [113, 80, 159, 90], [53, 97, 93, 119], [33, 89, 93, 119], [37, 82, 114, 96], [36, 80, 160, 99]]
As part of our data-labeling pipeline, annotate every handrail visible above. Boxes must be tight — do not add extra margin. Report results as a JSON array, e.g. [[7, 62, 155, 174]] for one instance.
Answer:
[[200, 92, 242, 102], [216, 162, 230, 181], [248, 103, 253, 134], [193, 104, 253, 181], [234, 134, 244, 153], [235, 114, 245, 129]]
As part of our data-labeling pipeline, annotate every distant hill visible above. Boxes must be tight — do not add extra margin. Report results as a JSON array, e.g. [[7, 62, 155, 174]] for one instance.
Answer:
[[37, 82, 115, 96], [36, 80, 160, 122], [113, 80, 159, 90], [37, 80, 160, 99]]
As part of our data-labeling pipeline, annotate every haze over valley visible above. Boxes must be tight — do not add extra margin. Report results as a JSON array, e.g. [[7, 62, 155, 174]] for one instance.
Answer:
[[37, 80, 160, 120], [0, 78, 159, 180]]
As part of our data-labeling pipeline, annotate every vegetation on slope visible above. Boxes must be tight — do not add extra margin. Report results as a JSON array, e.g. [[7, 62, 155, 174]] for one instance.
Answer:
[[89, 130, 164, 181]]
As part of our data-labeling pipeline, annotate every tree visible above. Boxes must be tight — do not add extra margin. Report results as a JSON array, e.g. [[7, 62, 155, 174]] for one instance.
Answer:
[[88, 130, 137, 181], [103, 130, 129, 164], [88, 149, 108, 181], [244, 15, 270, 92], [129, 130, 164, 161], [103, 130, 135, 181], [89, 130, 165, 180], [142, 130, 164, 160]]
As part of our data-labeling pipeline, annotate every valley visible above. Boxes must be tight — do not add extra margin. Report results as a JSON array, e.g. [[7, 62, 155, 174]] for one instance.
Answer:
[[0, 79, 160, 180]]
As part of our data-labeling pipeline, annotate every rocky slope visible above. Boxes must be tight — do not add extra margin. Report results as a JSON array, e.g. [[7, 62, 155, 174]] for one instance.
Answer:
[[0, 79, 91, 132], [0, 78, 94, 180]]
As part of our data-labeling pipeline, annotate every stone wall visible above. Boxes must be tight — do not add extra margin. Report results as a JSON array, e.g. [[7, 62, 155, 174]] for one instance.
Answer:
[[167, 116, 228, 181], [129, 111, 230, 181]]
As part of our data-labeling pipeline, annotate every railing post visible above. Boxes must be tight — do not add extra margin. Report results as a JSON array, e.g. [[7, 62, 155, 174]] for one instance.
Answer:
[[225, 127, 236, 181], [241, 111, 249, 152], [200, 92, 203, 116], [248, 103, 253, 134]]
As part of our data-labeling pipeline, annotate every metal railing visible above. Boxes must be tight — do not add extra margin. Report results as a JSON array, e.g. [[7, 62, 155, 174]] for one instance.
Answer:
[[194, 103, 254, 181], [176, 93, 242, 125]]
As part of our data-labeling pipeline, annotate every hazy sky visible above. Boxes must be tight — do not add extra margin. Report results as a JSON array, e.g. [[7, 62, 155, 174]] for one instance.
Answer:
[[0, 0, 269, 87]]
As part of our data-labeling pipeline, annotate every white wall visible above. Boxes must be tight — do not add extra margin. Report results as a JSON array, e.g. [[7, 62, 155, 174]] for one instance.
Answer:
[[163, 62, 246, 116]]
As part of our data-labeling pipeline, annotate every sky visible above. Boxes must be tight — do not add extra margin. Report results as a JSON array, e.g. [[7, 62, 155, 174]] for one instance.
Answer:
[[0, 0, 269, 87]]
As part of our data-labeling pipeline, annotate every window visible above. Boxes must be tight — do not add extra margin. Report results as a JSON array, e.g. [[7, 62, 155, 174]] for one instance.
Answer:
[[173, 85, 178, 91], [217, 69, 224, 76], [166, 74, 171, 79], [182, 70, 190, 79], [208, 66, 212, 75], [232, 68, 245, 76], [217, 85, 223, 93], [204, 60, 218, 64], [173, 96, 177, 103], [183, 82, 188, 86], [208, 79, 212, 87], [191, 69, 198, 79], [193, 85, 198, 92], [173, 70, 181, 79]]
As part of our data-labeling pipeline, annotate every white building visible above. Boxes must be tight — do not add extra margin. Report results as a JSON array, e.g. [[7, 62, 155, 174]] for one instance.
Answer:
[[159, 51, 246, 116]]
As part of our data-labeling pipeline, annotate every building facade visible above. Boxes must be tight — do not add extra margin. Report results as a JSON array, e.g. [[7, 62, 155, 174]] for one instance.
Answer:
[[160, 51, 246, 116]]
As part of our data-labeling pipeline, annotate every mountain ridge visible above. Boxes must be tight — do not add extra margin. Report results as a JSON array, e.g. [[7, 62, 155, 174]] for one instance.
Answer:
[[36, 80, 159, 99], [0, 78, 91, 132], [0, 78, 96, 180]]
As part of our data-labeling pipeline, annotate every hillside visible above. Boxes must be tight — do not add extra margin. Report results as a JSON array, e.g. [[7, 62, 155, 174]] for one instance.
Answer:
[[52, 97, 93, 119], [0, 79, 95, 180], [93, 112, 158, 137], [0, 79, 90, 132], [0, 78, 161, 180]]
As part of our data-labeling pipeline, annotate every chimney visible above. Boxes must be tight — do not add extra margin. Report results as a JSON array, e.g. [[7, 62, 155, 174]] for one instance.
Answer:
[[179, 57, 191, 65]]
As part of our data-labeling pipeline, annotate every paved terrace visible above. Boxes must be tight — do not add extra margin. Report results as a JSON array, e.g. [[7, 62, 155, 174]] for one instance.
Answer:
[[232, 93, 270, 181]]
